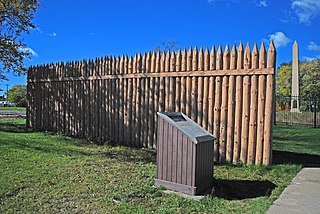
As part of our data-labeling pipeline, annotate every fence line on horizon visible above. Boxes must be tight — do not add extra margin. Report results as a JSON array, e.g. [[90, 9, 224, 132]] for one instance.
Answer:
[[27, 42, 276, 165]]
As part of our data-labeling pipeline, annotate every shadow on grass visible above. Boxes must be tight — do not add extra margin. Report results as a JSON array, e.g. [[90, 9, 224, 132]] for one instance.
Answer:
[[273, 150, 320, 166], [0, 121, 34, 133], [211, 179, 277, 200]]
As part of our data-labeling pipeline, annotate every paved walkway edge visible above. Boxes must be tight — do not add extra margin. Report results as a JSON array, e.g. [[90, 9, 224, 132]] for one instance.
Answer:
[[267, 167, 320, 214]]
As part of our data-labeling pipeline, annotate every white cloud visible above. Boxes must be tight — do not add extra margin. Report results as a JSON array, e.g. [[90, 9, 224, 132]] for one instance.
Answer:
[[268, 32, 291, 48], [303, 56, 315, 61], [19, 47, 38, 57], [291, 0, 320, 24], [258, 0, 268, 7], [49, 32, 57, 37], [303, 55, 320, 61], [307, 41, 320, 51]]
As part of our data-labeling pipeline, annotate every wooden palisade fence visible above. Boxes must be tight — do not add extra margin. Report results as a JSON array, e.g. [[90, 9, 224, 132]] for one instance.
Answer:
[[27, 42, 276, 165]]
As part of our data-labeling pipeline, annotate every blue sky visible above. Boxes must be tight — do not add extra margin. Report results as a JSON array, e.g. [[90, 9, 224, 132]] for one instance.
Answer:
[[1, 0, 320, 95]]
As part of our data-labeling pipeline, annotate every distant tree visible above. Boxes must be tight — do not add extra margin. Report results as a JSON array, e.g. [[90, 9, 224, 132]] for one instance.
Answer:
[[276, 59, 320, 99], [7, 84, 26, 106], [0, 0, 39, 80], [154, 41, 178, 53], [276, 62, 292, 96], [300, 59, 320, 99]]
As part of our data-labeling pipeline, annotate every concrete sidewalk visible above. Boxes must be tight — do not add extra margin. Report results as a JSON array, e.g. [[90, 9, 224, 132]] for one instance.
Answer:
[[267, 167, 320, 214]]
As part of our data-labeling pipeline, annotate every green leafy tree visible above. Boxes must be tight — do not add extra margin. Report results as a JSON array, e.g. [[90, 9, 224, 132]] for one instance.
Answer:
[[7, 84, 26, 106], [300, 59, 320, 99], [276, 59, 320, 98], [0, 0, 39, 80], [276, 62, 292, 96]]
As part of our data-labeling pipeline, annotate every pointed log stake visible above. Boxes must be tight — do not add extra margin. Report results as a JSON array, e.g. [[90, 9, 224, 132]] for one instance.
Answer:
[[119, 55, 125, 144], [149, 52, 155, 147], [219, 74, 228, 162], [267, 41, 276, 68], [247, 74, 258, 164], [213, 74, 222, 162], [186, 47, 192, 117], [244, 43, 251, 69], [252, 43, 259, 69], [210, 45, 216, 70], [144, 53, 150, 146], [128, 56, 133, 142], [256, 74, 266, 164], [202, 75, 209, 129], [198, 47, 204, 71], [155, 51, 160, 73], [123, 56, 128, 144], [233, 43, 244, 164], [140, 53, 146, 146], [169, 51, 175, 111], [223, 44, 230, 70], [240, 73, 250, 163], [181, 48, 187, 114], [202, 48, 210, 129], [230, 44, 237, 70], [176, 49, 181, 72], [237, 42, 244, 70], [216, 45, 223, 70], [264, 41, 276, 165], [259, 42, 267, 69], [192, 46, 198, 71], [153, 52, 160, 147], [191, 46, 198, 121], [151, 51, 156, 73], [165, 51, 170, 111], [175, 50, 181, 112], [208, 76, 215, 134], [204, 47, 210, 70], [160, 52, 165, 72], [187, 47, 193, 71], [181, 48, 187, 71], [165, 50, 170, 72]]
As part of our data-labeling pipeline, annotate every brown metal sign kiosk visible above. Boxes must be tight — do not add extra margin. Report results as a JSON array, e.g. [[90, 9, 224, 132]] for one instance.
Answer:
[[155, 112, 215, 196]]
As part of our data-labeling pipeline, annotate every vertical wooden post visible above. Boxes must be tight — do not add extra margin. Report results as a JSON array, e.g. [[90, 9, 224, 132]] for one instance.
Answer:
[[264, 41, 276, 165], [180, 48, 187, 114], [175, 50, 181, 112], [226, 44, 236, 162], [233, 42, 244, 163], [169, 51, 176, 112], [128, 56, 134, 146], [219, 44, 230, 162], [208, 46, 216, 134], [148, 52, 155, 148], [123, 56, 128, 143], [202, 47, 210, 130], [191, 47, 198, 122], [213, 46, 223, 162], [154, 51, 161, 147], [197, 47, 204, 126], [248, 44, 259, 164], [256, 42, 267, 164], [240, 43, 251, 163], [165, 50, 170, 112], [119, 55, 125, 144], [159, 52, 165, 113], [186, 47, 192, 118]]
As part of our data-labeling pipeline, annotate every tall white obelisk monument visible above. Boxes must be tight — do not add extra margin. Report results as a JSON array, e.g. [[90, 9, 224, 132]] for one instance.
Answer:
[[291, 41, 300, 112]]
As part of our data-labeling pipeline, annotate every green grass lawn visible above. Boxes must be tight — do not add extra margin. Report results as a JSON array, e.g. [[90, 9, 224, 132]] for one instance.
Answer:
[[0, 107, 26, 111], [1, 119, 318, 213]]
